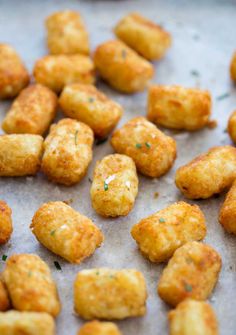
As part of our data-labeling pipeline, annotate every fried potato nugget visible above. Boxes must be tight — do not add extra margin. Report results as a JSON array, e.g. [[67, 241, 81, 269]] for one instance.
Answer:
[[219, 179, 236, 234], [227, 110, 236, 143], [158, 242, 222, 307], [168, 299, 219, 335], [0, 134, 43, 176], [147, 85, 211, 131], [175, 145, 236, 199], [114, 12, 171, 61], [2, 84, 57, 135], [0, 311, 55, 335], [33, 54, 95, 93], [31, 201, 104, 263], [2, 254, 61, 316], [78, 321, 122, 335], [0, 201, 13, 244], [0, 280, 10, 311], [46, 10, 89, 55], [90, 154, 138, 217], [0, 44, 29, 99], [94, 40, 154, 93], [131, 201, 206, 263], [59, 84, 123, 138], [41, 119, 93, 185], [74, 268, 147, 320], [230, 52, 236, 82], [111, 117, 176, 177]]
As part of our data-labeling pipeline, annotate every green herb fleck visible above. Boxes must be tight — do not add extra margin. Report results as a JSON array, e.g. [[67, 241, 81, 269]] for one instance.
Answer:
[[216, 93, 230, 101], [88, 97, 95, 103], [121, 49, 127, 59], [74, 130, 79, 145], [159, 218, 165, 223], [54, 261, 62, 270], [109, 275, 116, 279], [50, 229, 56, 236], [28, 271, 32, 277], [2, 255, 7, 261], [190, 70, 200, 77], [104, 182, 109, 191], [96, 271, 100, 275], [145, 142, 151, 148], [135, 143, 142, 149], [184, 283, 192, 292], [96, 138, 108, 146]]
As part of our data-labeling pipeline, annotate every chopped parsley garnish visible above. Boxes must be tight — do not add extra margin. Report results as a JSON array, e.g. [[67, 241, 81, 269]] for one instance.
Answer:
[[216, 93, 230, 101], [159, 218, 165, 223], [184, 283, 192, 292], [54, 261, 62, 270], [74, 130, 79, 145], [2, 255, 7, 261], [135, 143, 142, 149], [190, 70, 200, 77], [96, 271, 100, 275], [104, 182, 109, 191], [121, 49, 127, 59], [88, 97, 95, 103], [50, 229, 56, 236], [145, 142, 151, 148]]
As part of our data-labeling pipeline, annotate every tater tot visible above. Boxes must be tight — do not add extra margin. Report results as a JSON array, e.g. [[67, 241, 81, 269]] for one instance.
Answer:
[[131, 201, 206, 263], [2, 84, 57, 135], [227, 110, 236, 143], [0, 280, 10, 311], [0, 201, 13, 244], [0, 134, 43, 176], [78, 321, 122, 335], [175, 145, 236, 199], [158, 241, 222, 307], [0, 311, 55, 335], [33, 54, 95, 93], [74, 268, 147, 320], [230, 52, 236, 82], [93, 40, 154, 93], [219, 179, 236, 234], [90, 154, 138, 217], [2, 254, 61, 316], [111, 117, 176, 177], [168, 299, 218, 335], [41, 118, 93, 185], [0, 44, 29, 99], [31, 201, 104, 263], [114, 12, 171, 61], [59, 84, 123, 138], [147, 85, 212, 131], [46, 10, 89, 55]]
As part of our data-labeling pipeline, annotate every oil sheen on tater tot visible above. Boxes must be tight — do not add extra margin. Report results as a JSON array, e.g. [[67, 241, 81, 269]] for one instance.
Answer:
[[0, 44, 29, 99], [230, 52, 236, 82], [31, 201, 104, 263], [0, 134, 43, 176], [0, 311, 55, 335], [33, 54, 95, 93], [158, 241, 222, 307], [46, 10, 89, 55], [0, 280, 10, 311], [175, 145, 236, 199], [74, 268, 147, 320], [90, 154, 138, 217], [2, 84, 57, 135], [93, 40, 154, 93], [2, 254, 61, 317], [111, 117, 176, 177], [219, 179, 236, 234], [147, 85, 212, 131], [78, 321, 122, 335], [41, 118, 93, 185], [0, 200, 13, 244], [59, 84, 123, 138], [168, 299, 219, 335], [227, 110, 236, 143], [131, 201, 206, 263], [114, 12, 171, 61]]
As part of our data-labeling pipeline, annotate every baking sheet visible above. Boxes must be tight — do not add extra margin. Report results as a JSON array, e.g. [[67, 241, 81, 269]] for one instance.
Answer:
[[0, 0, 236, 334]]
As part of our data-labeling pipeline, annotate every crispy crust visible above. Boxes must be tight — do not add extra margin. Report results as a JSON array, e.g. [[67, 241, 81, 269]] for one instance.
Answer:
[[0, 280, 10, 311], [219, 179, 236, 234], [111, 116, 176, 177], [77, 321, 122, 335], [230, 51, 236, 82], [0, 200, 13, 244], [93, 40, 154, 93], [227, 110, 236, 143]]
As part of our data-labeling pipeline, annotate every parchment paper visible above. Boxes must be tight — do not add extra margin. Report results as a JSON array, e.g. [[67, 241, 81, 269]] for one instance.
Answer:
[[0, 0, 236, 334]]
